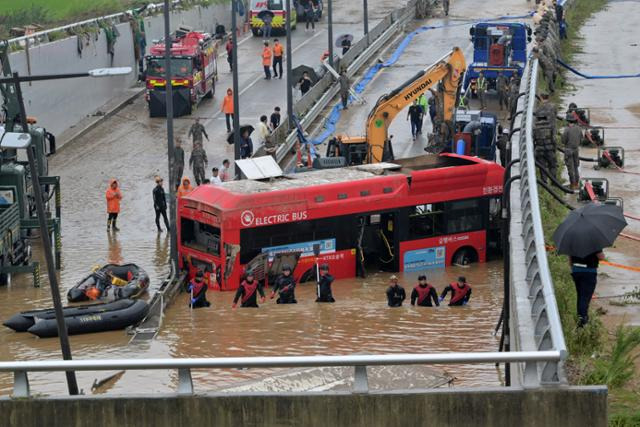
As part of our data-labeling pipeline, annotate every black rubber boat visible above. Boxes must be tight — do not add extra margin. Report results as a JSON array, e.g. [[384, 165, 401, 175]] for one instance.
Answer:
[[4, 299, 148, 337], [67, 264, 149, 303]]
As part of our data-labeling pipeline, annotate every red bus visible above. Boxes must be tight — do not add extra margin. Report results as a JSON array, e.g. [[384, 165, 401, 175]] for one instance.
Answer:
[[177, 154, 504, 290]]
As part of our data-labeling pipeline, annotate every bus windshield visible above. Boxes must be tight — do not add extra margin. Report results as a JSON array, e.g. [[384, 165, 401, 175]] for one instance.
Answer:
[[181, 218, 221, 257], [146, 57, 193, 78]]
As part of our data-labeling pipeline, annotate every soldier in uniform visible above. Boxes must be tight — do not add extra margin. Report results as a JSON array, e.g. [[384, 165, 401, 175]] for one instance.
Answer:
[[533, 47, 556, 94], [188, 118, 209, 146], [533, 93, 558, 182], [496, 72, 509, 111], [189, 143, 208, 186]]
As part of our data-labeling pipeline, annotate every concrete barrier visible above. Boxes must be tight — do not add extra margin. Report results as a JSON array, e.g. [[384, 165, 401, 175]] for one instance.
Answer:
[[0, 386, 607, 427], [8, 3, 232, 138]]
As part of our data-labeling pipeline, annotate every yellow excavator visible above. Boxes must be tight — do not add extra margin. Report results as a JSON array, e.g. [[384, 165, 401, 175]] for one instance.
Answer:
[[326, 47, 466, 165]]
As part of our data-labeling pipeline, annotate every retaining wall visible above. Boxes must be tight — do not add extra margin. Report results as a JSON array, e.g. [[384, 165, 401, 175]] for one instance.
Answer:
[[0, 386, 607, 427], [8, 3, 232, 137]]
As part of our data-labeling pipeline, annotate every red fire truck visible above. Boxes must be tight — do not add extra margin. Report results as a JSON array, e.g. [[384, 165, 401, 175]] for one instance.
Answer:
[[145, 28, 217, 117], [177, 154, 504, 291]]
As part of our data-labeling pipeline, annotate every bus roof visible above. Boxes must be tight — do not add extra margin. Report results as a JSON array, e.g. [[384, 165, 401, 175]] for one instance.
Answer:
[[182, 154, 503, 214]]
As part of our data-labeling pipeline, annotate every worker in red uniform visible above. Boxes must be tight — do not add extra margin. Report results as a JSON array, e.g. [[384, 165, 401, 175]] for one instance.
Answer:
[[261, 41, 272, 80], [105, 179, 122, 232], [410, 275, 440, 307], [188, 270, 210, 308], [439, 276, 472, 306], [232, 270, 265, 308]]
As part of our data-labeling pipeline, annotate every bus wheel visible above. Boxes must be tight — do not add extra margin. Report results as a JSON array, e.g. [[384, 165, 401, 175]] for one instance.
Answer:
[[452, 247, 478, 266], [204, 80, 214, 99]]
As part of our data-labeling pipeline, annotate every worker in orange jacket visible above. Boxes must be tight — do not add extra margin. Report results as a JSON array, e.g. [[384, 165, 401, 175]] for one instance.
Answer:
[[105, 179, 122, 232], [177, 177, 194, 198], [272, 39, 284, 79], [262, 41, 272, 80], [221, 88, 234, 133]]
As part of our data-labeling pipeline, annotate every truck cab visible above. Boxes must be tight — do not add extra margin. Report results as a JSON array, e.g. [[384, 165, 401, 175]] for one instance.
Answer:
[[446, 110, 498, 161], [464, 22, 532, 89]]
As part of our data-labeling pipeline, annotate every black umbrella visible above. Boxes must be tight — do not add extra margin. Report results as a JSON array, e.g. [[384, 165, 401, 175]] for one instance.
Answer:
[[335, 34, 354, 48], [552, 203, 627, 258], [226, 125, 254, 145], [291, 65, 318, 87], [257, 10, 275, 21]]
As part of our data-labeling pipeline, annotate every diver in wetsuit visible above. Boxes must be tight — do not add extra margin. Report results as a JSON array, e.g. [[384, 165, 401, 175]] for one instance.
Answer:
[[270, 264, 297, 304], [410, 275, 440, 307], [232, 270, 265, 308], [439, 276, 472, 306], [315, 264, 335, 303], [188, 270, 211, 308], [386, 275, 406, 307]]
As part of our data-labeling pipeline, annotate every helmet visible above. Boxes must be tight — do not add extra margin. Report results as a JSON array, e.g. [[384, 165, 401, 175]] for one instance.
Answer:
[[418, 275, 427, 281], [245, 269, 254, 277], [319, 263, 329, 271], [282, 264, 292, 272]]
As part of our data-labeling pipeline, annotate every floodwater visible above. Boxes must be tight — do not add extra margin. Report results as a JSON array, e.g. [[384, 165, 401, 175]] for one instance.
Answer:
[[0, 0, 531, 396], [560, 0, 640, 326]]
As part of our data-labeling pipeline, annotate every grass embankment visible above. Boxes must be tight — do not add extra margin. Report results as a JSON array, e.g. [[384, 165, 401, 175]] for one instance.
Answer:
[[0, 0, 223, 39], [537, 0, 640, 425]]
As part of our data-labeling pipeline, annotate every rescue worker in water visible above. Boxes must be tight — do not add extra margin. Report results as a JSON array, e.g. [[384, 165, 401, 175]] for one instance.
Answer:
[[188, 270, 210, 308], [316, 264, 335, 303], [270, 264, 297, 304], [386, 275, 406, 307], [439, 276, 472, 306], [232, 270, 265, 308], [410, 275, 440, 307]]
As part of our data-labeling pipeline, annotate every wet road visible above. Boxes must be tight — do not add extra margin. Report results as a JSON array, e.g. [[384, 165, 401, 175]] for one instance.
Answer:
[[0, 0, 533, 395], [560, 0, 640, 325]]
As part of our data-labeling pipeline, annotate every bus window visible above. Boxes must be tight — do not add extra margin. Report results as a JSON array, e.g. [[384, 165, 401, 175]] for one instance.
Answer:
[[181, 218, 221, 256], [445, 199, 483, 234], [409, 203, 445, 238]]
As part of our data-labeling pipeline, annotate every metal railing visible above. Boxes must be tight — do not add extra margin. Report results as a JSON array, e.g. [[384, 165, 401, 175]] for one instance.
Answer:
[[1, 351, 562, 397], [508, 57, 568, 386]]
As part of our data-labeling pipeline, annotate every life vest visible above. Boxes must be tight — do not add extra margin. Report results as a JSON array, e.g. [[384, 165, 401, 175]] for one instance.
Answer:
[[449, 282, 470, 304], [241, 280, 258, 304], [414, 284, 434, 305]]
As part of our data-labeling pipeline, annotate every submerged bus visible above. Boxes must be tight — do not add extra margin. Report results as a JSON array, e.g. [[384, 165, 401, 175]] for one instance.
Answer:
[[177, 154, 504, 291]]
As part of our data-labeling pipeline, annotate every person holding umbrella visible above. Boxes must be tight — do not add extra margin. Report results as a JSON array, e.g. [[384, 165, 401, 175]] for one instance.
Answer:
[[552, 203, 627, 327], [336, 34, 353, 55]]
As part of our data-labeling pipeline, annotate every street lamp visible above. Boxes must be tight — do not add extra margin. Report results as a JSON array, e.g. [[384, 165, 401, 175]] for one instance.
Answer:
[[328, 0, 334, 68], [231, 0, 241, 178], [286, 0, 293, 128], [363, 0, 369, 44], [0, 66, 132, 396], [162, 0, 178, 268]]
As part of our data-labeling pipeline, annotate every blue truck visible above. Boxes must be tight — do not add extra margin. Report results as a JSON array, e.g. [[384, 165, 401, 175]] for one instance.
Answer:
[[464, 22, 532, 90]]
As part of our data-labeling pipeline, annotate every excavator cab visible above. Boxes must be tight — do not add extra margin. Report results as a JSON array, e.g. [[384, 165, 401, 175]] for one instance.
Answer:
[[326, 135, 394, 166]]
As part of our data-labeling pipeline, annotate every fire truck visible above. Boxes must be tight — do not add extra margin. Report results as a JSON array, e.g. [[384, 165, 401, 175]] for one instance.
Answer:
[[145, 28, 218, 117]]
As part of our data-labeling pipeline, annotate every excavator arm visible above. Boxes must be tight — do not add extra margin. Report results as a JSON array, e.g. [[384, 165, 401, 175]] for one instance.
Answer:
[[365, 47, 466, 163]]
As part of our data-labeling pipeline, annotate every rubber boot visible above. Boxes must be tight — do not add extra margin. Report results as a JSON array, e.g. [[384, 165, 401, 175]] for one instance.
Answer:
[[112, 218, 120, 232], [107, 218, 111, 231]]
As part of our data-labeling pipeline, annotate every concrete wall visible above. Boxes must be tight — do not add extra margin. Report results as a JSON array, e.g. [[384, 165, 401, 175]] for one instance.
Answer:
[[8, 3, 232, 137], [0, 386, 607, 427]]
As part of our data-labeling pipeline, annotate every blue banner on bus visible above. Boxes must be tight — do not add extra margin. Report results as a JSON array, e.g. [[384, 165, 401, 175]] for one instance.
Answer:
[[403, 246, 446, 272], [262, 238, 336, 261]]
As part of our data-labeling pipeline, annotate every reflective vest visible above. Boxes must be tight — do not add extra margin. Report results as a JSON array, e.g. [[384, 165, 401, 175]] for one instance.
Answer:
[[273, 43, 283, 57], [414, 284, 434, 305], [450, 282, 470, 304]]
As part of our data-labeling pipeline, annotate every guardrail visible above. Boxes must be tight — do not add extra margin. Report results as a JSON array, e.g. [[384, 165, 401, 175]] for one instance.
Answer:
[[2, 350, 562, 397], [508, 57, 568, 386]]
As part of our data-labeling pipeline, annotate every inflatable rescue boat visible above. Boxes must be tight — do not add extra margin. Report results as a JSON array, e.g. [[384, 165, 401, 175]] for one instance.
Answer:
[[67, 264, 149, 303], [3, 299, 148, 338]]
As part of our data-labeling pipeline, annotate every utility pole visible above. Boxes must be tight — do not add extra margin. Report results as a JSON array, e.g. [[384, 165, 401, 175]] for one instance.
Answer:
[[327, 0, 334, 67], [232, 0, 241, 178], [363, 0, 369, 44], [13, 73, 79, 395], [163, 0, 178, 267], [286, 0, 293, 128]]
